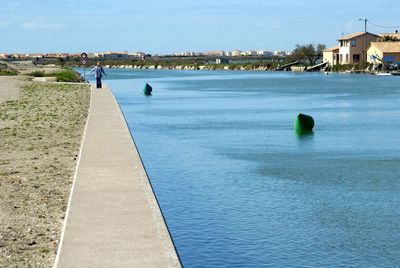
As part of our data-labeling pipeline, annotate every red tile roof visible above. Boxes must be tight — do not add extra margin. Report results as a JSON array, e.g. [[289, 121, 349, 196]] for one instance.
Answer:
[[337, 32, 379, 41]]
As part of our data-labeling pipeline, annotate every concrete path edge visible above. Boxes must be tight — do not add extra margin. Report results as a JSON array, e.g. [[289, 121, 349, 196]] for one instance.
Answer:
[[53, 84, 182, 267]]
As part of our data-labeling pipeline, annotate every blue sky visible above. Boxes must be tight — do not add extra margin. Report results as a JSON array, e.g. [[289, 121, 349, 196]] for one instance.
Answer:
[[1, 0, 400, 54]]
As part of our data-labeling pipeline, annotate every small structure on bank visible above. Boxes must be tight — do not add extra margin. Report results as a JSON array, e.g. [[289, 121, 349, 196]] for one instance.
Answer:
[[275, 61, 299, 71], [305, 61, 329, 72]]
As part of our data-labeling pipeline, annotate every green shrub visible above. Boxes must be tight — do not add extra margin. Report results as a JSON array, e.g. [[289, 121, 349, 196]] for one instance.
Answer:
[[28, 71, 45, 77], [0, 70, 18, 76], [54, 69, 84, 82], [29, 69, 83, 82], [332, 63, 373, 72], [332, 64, 354, 72], [354, 62, 373, 70]]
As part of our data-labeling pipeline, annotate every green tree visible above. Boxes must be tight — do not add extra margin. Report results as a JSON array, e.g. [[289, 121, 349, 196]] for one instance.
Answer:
[[289, 43, 326, 65]]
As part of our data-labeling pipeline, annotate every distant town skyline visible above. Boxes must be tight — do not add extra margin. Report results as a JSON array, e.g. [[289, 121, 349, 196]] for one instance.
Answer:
[[0, 49, 293, 60], [1, 0, 399, 54]]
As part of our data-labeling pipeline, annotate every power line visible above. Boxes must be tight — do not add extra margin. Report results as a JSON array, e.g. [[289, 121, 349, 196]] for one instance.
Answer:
[[367, 20, 400, 29]]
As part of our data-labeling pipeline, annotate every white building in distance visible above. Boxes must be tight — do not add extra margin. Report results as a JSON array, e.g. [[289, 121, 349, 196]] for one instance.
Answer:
[[129, 52, 146, 58], [231, 50, 242, 56], [257, 50, 274, 56]]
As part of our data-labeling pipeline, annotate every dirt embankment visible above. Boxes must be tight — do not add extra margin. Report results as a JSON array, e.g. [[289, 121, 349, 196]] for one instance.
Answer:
[[0, 81, 90, 267], [2, 61, 62, 75]]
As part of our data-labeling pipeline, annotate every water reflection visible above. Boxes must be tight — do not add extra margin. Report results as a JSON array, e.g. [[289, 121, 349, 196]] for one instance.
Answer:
[[295, 129, 314, 139]]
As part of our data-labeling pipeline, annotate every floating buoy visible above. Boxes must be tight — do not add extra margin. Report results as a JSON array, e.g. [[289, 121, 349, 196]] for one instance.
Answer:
[[143, 83, 152, 96], [294, 113, 314, 132]]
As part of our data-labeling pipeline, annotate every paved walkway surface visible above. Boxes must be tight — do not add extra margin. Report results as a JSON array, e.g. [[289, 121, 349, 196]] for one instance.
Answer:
[[55, 85, 181, 268]]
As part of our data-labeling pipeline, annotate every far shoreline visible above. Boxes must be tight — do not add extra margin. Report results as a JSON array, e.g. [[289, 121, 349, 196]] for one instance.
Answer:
[[76, 64, 382, 76]]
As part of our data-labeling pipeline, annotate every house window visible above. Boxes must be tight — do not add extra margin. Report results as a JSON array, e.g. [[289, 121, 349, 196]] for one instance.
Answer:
[[340, 54, 343, 63], [351, 40, 357, 47], [345, 54, 349, 63], [353, 54, 360, 63]]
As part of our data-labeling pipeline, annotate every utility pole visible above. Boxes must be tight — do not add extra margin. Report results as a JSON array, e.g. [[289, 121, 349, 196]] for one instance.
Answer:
[[359, 18, 368, 62]]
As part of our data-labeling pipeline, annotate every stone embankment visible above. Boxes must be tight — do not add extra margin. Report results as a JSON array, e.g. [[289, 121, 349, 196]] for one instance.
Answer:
[[97, 64, 271, 71]]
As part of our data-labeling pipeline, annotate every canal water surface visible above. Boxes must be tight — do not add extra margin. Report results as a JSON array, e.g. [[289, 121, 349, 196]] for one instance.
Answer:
[[84, 69, 400, 267]]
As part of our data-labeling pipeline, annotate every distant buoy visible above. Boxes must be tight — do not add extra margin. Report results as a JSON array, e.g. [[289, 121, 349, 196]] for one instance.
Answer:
[[143, 83, 152, 96], [294, 113, 314, 132]]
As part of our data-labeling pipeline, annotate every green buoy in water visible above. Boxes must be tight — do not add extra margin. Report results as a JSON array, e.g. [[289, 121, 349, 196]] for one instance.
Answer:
[[294, 113, 314, 132], [143, 83, 152, 96]]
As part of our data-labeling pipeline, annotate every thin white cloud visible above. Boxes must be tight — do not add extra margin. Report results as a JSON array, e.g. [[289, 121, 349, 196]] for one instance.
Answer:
[[19, 20, 64, 30]]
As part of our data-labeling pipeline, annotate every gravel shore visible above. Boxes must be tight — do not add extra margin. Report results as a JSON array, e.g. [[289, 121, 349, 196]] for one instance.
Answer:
[[0, 78, 90, 267]]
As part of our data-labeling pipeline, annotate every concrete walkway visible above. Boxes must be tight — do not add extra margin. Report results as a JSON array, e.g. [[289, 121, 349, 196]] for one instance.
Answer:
[[55, 85, 181, 267]]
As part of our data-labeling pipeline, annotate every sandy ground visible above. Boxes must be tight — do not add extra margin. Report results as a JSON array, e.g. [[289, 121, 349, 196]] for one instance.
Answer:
[[0, 69, 90, 267], [0, 76, 30, 104]]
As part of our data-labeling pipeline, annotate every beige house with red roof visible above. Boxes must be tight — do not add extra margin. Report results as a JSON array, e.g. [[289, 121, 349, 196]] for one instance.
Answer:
[[337, 32, 379, 64], [324, 32, 379, 66], [367, 42, 400, 64], [322, 46, 339, 66]]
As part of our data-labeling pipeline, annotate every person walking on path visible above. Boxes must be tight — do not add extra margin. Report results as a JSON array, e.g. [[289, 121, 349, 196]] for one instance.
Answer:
[[91, 62, 106, 89]]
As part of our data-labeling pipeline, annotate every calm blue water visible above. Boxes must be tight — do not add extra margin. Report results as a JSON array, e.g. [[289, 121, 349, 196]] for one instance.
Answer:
[[81, 68, 400, 267]]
